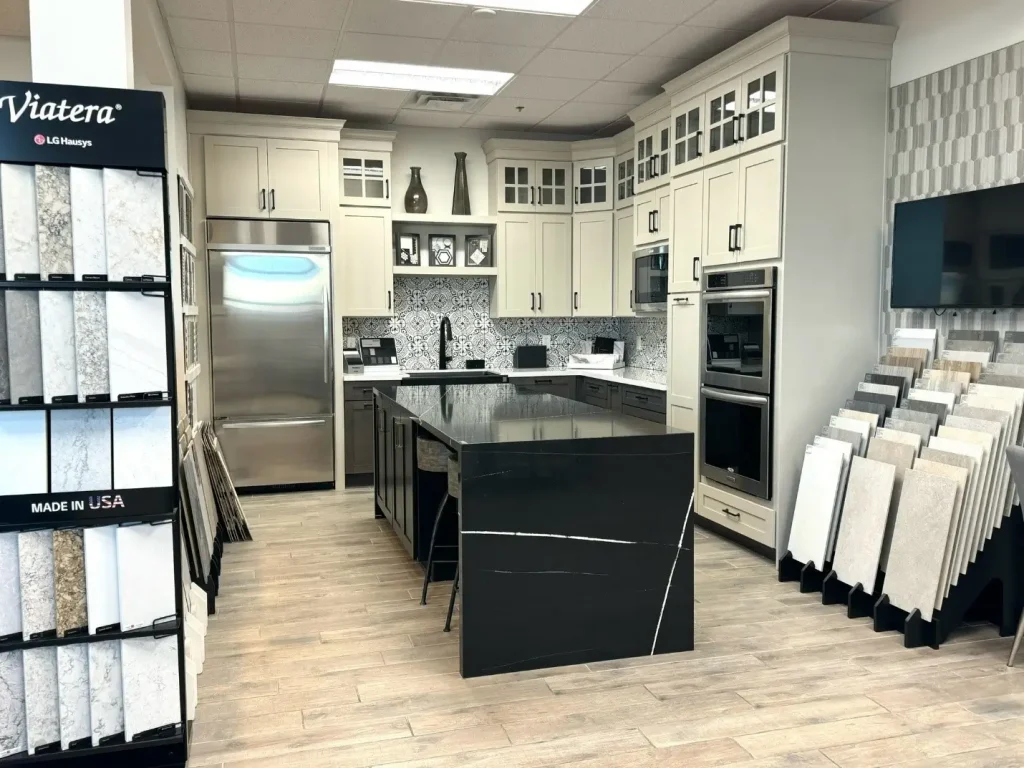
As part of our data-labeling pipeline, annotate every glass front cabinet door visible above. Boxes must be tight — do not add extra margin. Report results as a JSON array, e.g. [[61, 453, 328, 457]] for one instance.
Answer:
[[704, 79, 742, 163], [573, 157, 613, 213], [616, 151, 635, 209], [497, 161, 535, 213], [537, 162, 573, 214], [339, 150, 391, 208], [741, 55, 787, 153], [636, 131, 654, 192], [673, 97, 705, 175], [655, 120, 672, 180]]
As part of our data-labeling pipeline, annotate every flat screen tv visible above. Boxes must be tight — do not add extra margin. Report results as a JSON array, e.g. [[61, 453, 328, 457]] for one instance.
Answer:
[[891, 181, 1024, 308]]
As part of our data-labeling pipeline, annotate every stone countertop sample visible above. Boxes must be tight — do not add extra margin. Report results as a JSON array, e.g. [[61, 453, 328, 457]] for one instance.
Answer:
[[344, 366, 668, 391], [381, 383, 682, 449]]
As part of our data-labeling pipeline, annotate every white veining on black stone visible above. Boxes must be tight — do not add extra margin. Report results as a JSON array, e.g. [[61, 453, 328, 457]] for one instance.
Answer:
[[1, 163, 39, 275], [5, 291, 42, 402], [36, 166, 72, 278], [103, 170, 164, 281], [74, 291, 109, 397], [70, 167, 105, 278], [39, 291, 77, 402], [651, 491, 694, 654]]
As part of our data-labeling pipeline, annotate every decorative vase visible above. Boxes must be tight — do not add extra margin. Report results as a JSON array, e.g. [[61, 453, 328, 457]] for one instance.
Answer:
[[452, 152, 471, 216], [404, 167, 428, 214]]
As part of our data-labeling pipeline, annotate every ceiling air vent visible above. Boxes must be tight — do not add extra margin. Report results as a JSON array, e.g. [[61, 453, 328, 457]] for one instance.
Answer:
[[411, 92, 482, 112]]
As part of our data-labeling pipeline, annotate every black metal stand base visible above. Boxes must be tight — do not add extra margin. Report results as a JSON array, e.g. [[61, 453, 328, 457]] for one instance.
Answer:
[[778, 551, 826, 593], [821, 571, 877, 619]]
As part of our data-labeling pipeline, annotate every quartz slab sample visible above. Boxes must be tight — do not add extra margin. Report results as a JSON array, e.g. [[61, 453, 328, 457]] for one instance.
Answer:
[[885, 418, 933, 444], [50, 408, 112, 493], [39, 291, 77, 402], [864, 438, 917, 570], [874, 365, 916, 395], [838, 408, 879, 436], [104, 170, 164, 281], [891, 329, 937, 364], [23, 647, 59, 754], [813, 435, 853, 560], [979, 374, 1024, 388], [56, 644, 90, 750], [857, 381, 901, 400], [822, 426, 864, 457], [947, 413, 1007, 539], [84, 526, 120, 635], [903, 397, 949, 423], [910, 388, 957, 413], [843, 399, 887, 423], [36, 166, 72, 278], [998, 353, 1024, 364], [18, 531, 55, 639], [113, 406, 172, 489], [832, 456, 896, 594], [874, 426, 922, 456], [0, 294, 8, 403], [122, 636, 180, 742], [116, 522, 175, 631], [0, 533, 20, 640], [923, 368, 971, 387], [891, 407, 939, 436], [5, 291, 43, 403], [949, 330, 1000, 345], [884, 469, 960, 622], [938, 425, 996, 566], [787, 444, 844, 568], [865, 373, 908, 397], [963, 391, 1023, 515], [830, 416, 871, 456], [942, 349, 992, 364], [0, 411, 47, 496], [107, 292, 168, 398], [927, 436, 985, 589], [0, 651, 26, 758], [916, 378, 964, 397], [88, 641, 122, 746], [880, 355, 924, 377], [853, 390, 898, 417], [934, 359, 982, 381], [912, 458, 968, 606], [53, 530, 87, 637], [1, 163, 39, 275], [70, 167, 106, 278], [73, 291, 109, 398]]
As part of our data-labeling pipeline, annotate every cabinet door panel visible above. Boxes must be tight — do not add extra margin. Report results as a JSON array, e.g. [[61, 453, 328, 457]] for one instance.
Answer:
[[573, 157, 614, 213], [737, 145, 784, 263], [653, 185, 672, 241], [573, 212, 613, 317], [614, 208, 635, 317], [634, 191, 657, 247], [374, 403, 387, 512], [498, 215, 537, 317], [672, 97, 705, 176], [537, 162, 572, 214], [204, 136, 268, 218], [615, 151, 635, 209], [345, 400, 375, 476], [340, 150, 391, 208], [741, 55, 787, 154], [670, 172, 703, 294], [702, 160, 739, 267], [339, 209, 393, 317], [669, 295, 700, 488], [537, 215, 573, 317], [497, 162, 535, 213], [704, 79, 742, 164], [267, 139, 330, 219]]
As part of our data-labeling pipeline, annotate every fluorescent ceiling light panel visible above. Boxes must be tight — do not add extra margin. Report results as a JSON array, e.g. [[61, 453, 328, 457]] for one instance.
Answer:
[[331, 60, 513, 96], [400, 0, 593, 15]]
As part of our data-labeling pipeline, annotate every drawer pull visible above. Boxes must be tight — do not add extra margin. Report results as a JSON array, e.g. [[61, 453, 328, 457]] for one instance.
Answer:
[[723, 508, 740, 519], [635, 395, 648, 402], [535, 379, 553, 384]]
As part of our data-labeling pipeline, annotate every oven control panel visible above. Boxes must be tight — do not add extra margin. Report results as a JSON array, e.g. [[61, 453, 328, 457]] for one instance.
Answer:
[[705, 268, 776, 291]]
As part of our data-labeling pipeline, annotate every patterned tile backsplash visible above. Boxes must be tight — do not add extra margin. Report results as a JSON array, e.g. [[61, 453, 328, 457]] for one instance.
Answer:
[[884, 40, 1024, 343], [343, 277, 668, 372]]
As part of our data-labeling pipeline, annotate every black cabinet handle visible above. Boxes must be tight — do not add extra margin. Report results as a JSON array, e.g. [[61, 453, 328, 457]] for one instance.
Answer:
[[574, 291, 579, 310], [727, 225, 737, 252], [737, 115, 745, 142], [693, 257, 700, 282], [259, 189, 266, 210], [723, 507, 740, 519], [653, 210, 659, 232], [536, 379, 553, 384], [531, 186, 535, 205], [629, 289, 633, 308], [695, 130, 703, 158], [385, 180, 390, 199], [387, 290, 392, 309], [361, 388, 373, 395], [574, 186, 579, 205], [734, 224, 742, 251], [538, 292, 543, 311], [361, 401, 374, 410], [649, 211, 655, 233], [270, 189, 276, 211], [635, 395, 649, 402]]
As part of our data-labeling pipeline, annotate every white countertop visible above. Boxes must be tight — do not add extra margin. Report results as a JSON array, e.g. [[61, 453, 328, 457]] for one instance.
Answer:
[[343, 366, 668, 392]]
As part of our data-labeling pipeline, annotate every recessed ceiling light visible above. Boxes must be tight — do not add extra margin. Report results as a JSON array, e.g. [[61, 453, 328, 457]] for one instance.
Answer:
[[330, 60, 514, 96], [400, 0, 593, 16]]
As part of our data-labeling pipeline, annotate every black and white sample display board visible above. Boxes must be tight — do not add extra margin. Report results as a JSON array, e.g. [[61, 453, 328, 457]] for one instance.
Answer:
[[0, 80, 186, 767]]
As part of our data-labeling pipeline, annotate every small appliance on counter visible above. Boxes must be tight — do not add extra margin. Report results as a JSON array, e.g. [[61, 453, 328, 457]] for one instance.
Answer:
[[359, 337, 401, 374], [343, 346, 364, 376], [568, 341, 625, 370], [513, 345, 548, 370]]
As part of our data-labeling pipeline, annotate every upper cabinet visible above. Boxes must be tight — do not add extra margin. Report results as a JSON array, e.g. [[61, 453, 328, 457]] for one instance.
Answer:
[[700, 55, 787, 166], [634, 185, 673, 248], [338, 207, 394, 317], [204, 136, 334, 220], [339, 149, 392, 208], [704, 79, 743, 164], [635, 118, 671, 195], [615, 150, 635, 209], [672, 96, 705, 175], [572, 211, 614, 316], [573, 157, 614, 213], [493, 214, 572, 317], [493, 160, 572, 214]]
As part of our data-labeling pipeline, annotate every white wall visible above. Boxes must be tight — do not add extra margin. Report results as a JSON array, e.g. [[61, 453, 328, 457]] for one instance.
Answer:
[[390, 126, 490, 217], [867, 0, 1024, 85], [0, 35, 30, 80]]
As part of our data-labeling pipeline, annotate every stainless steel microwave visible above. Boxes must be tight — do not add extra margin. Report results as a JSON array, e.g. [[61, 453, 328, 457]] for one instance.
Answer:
[[633, 243, 669, 313]]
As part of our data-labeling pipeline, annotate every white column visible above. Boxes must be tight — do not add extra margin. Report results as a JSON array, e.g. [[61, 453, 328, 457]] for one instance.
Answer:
[[29, 0, 133, 88]]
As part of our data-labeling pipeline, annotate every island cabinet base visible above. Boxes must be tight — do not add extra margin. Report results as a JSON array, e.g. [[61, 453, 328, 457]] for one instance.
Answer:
[[458, 433, 694, 678]]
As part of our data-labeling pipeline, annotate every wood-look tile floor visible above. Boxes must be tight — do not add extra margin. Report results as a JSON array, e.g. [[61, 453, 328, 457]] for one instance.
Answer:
[[190, 489, 1024, 768]]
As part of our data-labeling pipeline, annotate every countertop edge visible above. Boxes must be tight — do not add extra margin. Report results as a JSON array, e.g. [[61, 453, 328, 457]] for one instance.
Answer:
[[343, 368, 668, 392]]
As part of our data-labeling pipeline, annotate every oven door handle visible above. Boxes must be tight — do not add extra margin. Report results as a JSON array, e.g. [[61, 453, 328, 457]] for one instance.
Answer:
[[701, 386, 769, 406], [702, 288, 772, 302]]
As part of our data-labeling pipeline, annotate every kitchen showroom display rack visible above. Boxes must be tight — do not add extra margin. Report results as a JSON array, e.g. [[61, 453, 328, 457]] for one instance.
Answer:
[[0, 80, 187, 767]]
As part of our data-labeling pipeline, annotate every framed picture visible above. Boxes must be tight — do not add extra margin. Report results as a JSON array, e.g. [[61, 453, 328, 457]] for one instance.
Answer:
[[397, 234, 420, 266], [465, 235, 492, 268], [429, 235, 456, 267]]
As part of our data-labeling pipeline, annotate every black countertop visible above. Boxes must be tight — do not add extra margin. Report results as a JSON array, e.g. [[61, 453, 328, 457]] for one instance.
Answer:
[[378, 383, 684, 447]]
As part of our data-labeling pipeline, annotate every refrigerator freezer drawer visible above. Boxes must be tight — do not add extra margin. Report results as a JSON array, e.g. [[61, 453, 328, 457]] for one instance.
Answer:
[[215, 416, 335, 489]]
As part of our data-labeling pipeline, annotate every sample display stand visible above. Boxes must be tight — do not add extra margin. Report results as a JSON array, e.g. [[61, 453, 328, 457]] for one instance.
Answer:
[[780, 508, 1024, 650], [0, 81, 187, 767]]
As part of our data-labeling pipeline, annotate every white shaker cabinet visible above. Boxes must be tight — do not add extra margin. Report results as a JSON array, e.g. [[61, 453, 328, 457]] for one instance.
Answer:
[[494, 214, 572, 317], [573, 157, 614, 213], [740, 55, 786, 154], [339, 150, 391, 208], [669, 171, 703, 294], [572, 211, 613, 317], [338, 208, 394, 317], [635, 119, 671, 196], [634, 185, 672, 247], [203, 136, 268, 218], [266, 139, 334, 220], [702, 160, 740, 268], [613, 207, 635, 317], [736, 144, 784, 263], [704, 79, 743, 164], [672, 96, 705, 176], [615, 151, 635, 209], [494, 161, 572, 214], [668, 295, 700, 436], [537, 215, 573, 317]]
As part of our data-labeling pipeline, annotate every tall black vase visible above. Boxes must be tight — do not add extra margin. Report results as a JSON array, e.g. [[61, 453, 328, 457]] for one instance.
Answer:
[[452, 152, 471, 216], [405, 167, 428, 214]]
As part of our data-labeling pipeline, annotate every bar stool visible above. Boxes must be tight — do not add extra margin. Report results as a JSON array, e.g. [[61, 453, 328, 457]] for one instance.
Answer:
[[418, 437, 455, 605], [443, 457, 460, 633]]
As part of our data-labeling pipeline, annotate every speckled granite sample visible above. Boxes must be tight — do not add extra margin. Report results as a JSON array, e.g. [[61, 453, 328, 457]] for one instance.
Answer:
[[0, 651, 27, 758], [1, 163, 39, 276], [122, 636, 180, 742], [0, 534, 20, 640], [73, 291, 109, 398], [88, 641, 123, 746], [832, 456, 896, 595], [39, 291, 77, 402], [36, 166, 72, 278], [5, 291, 43, 403], [70, 167, 106, 278], [53, 530, 87, 637], [103, 170, 164, 281], [50, 409, 112, 493], [18, 530, 55, 638], [23, 647, 59, 754]]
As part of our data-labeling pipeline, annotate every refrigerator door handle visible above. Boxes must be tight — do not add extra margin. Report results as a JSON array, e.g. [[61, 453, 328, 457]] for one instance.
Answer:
[[323, 283, 331, 384], [221, 419, 328, 429]]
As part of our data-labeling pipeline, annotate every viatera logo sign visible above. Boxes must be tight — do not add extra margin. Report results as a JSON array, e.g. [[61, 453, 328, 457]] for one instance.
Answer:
[[0, 89, 121, 124]]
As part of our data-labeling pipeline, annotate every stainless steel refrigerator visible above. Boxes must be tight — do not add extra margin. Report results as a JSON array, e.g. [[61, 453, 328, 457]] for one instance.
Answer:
[[207, 219, 334, 489]]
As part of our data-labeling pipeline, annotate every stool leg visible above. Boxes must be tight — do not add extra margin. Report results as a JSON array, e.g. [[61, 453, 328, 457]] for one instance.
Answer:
[[1010, 611, 1024, 667], [420, 493, 449, 606], [443, 565, 460, 633]]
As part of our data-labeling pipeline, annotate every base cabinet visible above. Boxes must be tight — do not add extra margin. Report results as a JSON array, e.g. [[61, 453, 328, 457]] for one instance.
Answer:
[[373, 395, 415, 556], [345, 400, 375, 476], [515, 377, 575, 399]]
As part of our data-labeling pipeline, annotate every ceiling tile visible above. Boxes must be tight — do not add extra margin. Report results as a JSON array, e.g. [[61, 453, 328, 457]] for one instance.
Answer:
[[174, 48, 235, 78], [238, 79, 325, 102], [477, 96, 564, 121], [337, 33, 445, 66], [393, 109, 472, 128], [231, 0, 350, 29], [323, 85, 411, 109], [450, 11, 571, 47], [643, 24, 746, 59], [537, 100, 630, 129], [324, 106, 400, 124], [463, 114, 541, 131], [550, 18, 671, 56], [605, 55, 692, 84], [236, 54, 331, 83], [160, 0, 229, 21], [686, 0, 833, 30], [234, 22, 339, 58], [584, 0, 716, 24], [183, 73, 237, 97], [239, 100, 321, 117], [497, 75, 593, 101], [522, 49, 629, 80], [167, 17, 232, 52], [433, 41, 539, 73], [346, 0, 466, 39], [574, 80, 660, 106], [811, 0, 889, 21]]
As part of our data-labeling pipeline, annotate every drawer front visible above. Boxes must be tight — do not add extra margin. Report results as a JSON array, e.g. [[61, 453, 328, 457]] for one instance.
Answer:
[[344, 400, 375, 475], [344, 381, 393, 402], [581, 379, 609, 400], [698, 486, 774, 547], [622, 386, 666, 413], [583, 394, 610, 409], [622, 403, 665, 423]]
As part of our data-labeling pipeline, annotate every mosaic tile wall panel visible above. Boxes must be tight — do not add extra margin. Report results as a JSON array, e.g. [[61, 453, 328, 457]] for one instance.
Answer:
[[343, 277, 667, 371], [884, 40, 1024, 343]]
